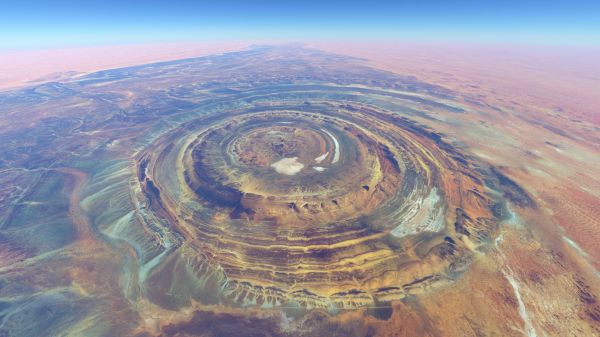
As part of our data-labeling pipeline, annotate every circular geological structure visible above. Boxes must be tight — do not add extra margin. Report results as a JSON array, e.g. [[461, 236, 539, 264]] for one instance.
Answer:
[[4, 45, 599, 337], [135, 86, 506, 310]]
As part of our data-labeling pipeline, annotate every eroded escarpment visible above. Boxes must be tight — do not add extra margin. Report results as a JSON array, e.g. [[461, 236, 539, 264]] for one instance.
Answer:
[[133, 92, 519, 310]]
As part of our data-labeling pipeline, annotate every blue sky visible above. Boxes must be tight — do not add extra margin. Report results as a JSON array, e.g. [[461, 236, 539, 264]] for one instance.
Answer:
[[1, 0, 600, 49]]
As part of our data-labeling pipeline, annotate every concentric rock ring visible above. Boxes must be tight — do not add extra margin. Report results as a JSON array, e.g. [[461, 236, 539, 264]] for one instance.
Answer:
[[136, 87, 504, 309], [184, 111, 403, 226]]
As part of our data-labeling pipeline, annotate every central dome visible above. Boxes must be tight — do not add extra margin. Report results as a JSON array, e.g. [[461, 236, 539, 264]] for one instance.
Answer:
[[234, 125, 326, 172]]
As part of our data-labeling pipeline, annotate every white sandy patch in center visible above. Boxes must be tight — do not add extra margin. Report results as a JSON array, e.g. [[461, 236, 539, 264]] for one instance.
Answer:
[[322, 129, 340, 163], [314, 152, 329, 163], [271, 157, 304, 175]]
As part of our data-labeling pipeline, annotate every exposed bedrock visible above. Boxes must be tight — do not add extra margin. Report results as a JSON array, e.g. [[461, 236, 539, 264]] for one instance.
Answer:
[[134, 88, 518, 310]]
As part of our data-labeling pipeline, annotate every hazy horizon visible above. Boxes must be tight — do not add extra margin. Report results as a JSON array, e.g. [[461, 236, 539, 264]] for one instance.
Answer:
[[2, 0, 600, 50], [1, 3, 600, 336]]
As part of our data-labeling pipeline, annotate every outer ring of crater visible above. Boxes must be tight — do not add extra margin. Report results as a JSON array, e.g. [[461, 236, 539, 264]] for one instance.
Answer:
[[135, 93, 504, 309]]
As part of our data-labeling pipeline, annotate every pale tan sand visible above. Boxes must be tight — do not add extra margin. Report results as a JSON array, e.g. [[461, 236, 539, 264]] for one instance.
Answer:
[[308, 41, 600, 126], [0, 41, 252, 91]]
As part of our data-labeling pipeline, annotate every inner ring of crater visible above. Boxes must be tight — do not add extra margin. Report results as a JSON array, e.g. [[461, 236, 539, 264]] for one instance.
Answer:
[[185, 112, 409, 226], [189, 116, 379, 200], [232, 125, 335, 176]]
